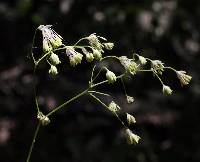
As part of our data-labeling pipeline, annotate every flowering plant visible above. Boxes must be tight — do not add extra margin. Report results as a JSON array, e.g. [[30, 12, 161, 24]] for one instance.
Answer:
[[26, 25, 192, 162]]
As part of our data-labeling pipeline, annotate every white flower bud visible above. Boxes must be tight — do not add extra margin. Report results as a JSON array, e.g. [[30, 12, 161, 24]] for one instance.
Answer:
[[92, 48, 102, 60], [103, 43, 114, 50], [176, 70, 192, 86], [125, 129, 141, 145], [37, 112, 50, 126], [106, 70, 117, 84], [119, 56, 138, 75], [43, 38, 52, 53], [126, 96, 134, 103], [66, 47, 83, 66], [85, 53, 94, 62], [126, 113, 136, 125], [138, 55, 147, 65], [151, 60, 164, 75], [108, 101, 120, 113], [49, 52, 61, 65], [49, 65, 58, 76], [162, 85, 173, 95], [87, 33, 103, 51]]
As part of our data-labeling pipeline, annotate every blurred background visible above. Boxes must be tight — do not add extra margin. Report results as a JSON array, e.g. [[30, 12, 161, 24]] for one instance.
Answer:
[[0, 0, 200, 162]]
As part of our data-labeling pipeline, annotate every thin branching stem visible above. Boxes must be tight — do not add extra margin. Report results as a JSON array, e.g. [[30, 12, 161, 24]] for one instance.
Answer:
[[46, 89, 89, 117]]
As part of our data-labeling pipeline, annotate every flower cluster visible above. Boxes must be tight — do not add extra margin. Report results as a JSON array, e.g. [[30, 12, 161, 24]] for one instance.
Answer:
[[119, 56, 138, 75]]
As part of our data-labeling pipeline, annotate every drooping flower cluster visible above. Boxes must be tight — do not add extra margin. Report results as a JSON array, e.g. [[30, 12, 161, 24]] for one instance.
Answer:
[[119, 56, 138, 75]]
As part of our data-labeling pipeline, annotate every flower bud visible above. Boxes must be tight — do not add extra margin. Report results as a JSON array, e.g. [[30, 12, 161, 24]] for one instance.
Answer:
[[125, 129, 141, 145], [85, 53, 94, 62], [49, 52, 61, 65], [151, 60, 164, 75], [37, 112, 50, 126], [49, 65, 58, 76], [138, 55, 147, 65], [126, 96, 134, 103], [92, 49, 102, 60], [119, 56, 138, 75], [126, 113, 136, 125], [43, 39, 52, 53], [176, 70, 192, 86], [103, 43, 114, 50], [106, 70, 117, 84], [108, 101, 120, 113], [69, 52, 83, 67], [162, 85, 173, 95]]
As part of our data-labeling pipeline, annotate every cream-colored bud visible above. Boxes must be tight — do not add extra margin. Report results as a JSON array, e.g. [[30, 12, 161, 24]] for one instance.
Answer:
[[126, 96, 134, 103], [49, 52, 61, 65], [151, 60, 164, 75], [119, 56, 138, 75], [49, 65, 58, 76], [106, 70, 117, 84], [162, 85, 173, 95], [37, 112, 50, 126], [125, 129, 141, 145], [138, 55, 147, 65], [126, 113, 136, 125], [103, 43, 114, 50], [43, 39, 52, 53], [85, 53, 94, 62], [92, 49, 102, 60], [108, 101, 120, 112], [176, 70, 192, 86]]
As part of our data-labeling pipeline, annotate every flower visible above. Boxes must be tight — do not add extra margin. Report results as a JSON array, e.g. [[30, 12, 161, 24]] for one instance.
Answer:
[[151, 60, 164, 75], [66, 47, 83, 66], [103, 43, 114, 50], [138, 55, 147, 65], [87, 33, 104, 51], [108, 101, 120, 113], [126, 95, 134, 103], [126, 113, 136, 125], [49, 52, 61, 65], [85, 53, 94, 62], [106, 70, 117, 83], [39, 25, 63, 52], [92, 48, 102, 60], [162, 85, 173, 95], [49, 65, 58, 76], [119, 56, 138, 75], [176, 70, 192, 86], [125, 128, 141, 145], [37, 111, 50, 126]]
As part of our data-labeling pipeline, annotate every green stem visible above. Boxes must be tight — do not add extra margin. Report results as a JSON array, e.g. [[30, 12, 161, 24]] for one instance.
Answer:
[[91, 74, 125, 88], [33, 66, 40, 112], [47, 89, 89, 117], [26, 122, 41, 162]]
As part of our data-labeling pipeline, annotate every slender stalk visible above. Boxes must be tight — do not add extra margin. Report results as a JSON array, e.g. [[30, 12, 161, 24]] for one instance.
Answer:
[[26, 122, 41, 162], [47, 89, 89, 117]]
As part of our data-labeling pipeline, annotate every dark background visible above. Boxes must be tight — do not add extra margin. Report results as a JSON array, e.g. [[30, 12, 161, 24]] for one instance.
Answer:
[[0, 0, 200, 162]]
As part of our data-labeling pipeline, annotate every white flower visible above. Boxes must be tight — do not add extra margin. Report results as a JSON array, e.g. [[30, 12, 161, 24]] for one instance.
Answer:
[[176, 71, 192, 86], [49, 52, 61, 65], [106, 70, 117, 83], [92, 48, 102, 60], [125, 129, 141, 145], [119, 56, 138, 75], [103, 43, 114, 50], [126, 113, 136, 125], [138, 55, 147, 65], [66, 47, 83, 66], [151, 60, 164, 75], [38, 25, 63, 52], [126, 95, 134, 103], [162, 85, 173, 95], [37, 112, 50, 126], [87, 33, 104, 51], [49, 65, 58, 76], [108, 101, 120, 113]]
